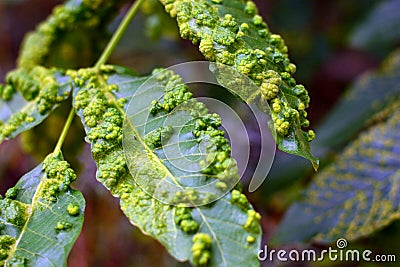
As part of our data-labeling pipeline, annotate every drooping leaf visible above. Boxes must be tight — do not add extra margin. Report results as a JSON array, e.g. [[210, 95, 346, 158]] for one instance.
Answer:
[[0, 67, 71, 142], [260, 49, 400, 199], [349, 0, 400, 57], [17, 0, 129, 69], [159, 0, 318, 168], [0, 0, 133, 142], [0, 152, 85, 266], [71, 65, 262, 267], [272, 110, 400, 244]]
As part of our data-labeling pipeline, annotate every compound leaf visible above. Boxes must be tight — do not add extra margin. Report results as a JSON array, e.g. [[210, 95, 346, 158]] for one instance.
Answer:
[[272, 110, 400, 244], [0, 152, 85, 266], [159, 0, 318, 168], [71, 65, 262, 267]]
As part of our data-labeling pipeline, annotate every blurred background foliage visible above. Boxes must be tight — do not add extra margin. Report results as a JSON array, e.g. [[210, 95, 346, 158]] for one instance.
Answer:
[[0, 0, 400, 266]]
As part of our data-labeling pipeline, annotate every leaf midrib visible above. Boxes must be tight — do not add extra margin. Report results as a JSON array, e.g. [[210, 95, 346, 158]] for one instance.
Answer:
[[5, 166, 46, 264], [98, 72, 228, 266]]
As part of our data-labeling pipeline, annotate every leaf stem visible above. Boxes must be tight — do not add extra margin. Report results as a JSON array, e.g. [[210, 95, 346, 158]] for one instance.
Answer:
[[95, 0, 146, 67], [54, 0, 145, 152], [54, 108, 75, 153]]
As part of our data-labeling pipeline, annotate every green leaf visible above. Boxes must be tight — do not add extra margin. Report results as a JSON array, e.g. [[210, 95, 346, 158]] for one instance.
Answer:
[[17, 0, 129, 69], [272, 110, 400, 244], [0, 152, 85, 266], [159, 0, 318, 168], [259, 49, 400, 199], [0, 67, 71, 142], [315, 49, 400, 152], [71, 65, 262, 267]]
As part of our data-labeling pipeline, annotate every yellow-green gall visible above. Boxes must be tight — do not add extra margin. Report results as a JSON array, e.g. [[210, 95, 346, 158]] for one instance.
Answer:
[[302, 119, 310, 128], [285, 63, 297, 74], [260, 81, 279, 100], [244, 1, 258, 15], [25, 116, 35, 123], [237, 31, 245, 37], [67, 203, 80, 216], [5, 187, 19, 200], [144, 126, 174, 149], [199, 36, 215, 61], [192, 233, 212, 266], [258, 28, 268, 37], [175, 207, 199, 233], [215, 50, 235, 65], [252, 15, 263, 26], [107, 84, 119, 92], [246, 235, 256, 243], [230, 189, 249, 210], [244, 210, 261, 233], [41, 179, 60, 202], [213, 27, 237, 46], [181, 219, 199, 234], [272, 99, 282, 113], [0, 84, 15, 101], [99, 65, 116, 73], [274, 118, 290, 136], [307, 130, 315, 142], [0, 198, 28, 227], [55, 221, 73, 231], [0, 235, 15, 261], [224, 14, 233, 21], [117, 97, 127, 108], [164, 2, 177, 17], [263, 70, 282, 86], [240, 23, 249, 32], [216, 181, 227, 191], [269, 34, 288, 54]]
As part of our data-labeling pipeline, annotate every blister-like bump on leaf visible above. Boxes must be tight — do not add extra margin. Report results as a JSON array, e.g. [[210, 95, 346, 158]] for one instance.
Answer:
[[159, 0, 318, 168], [0, 67, 71, 142], [0, 152, 85, 266], [71, 65, 262, 267]]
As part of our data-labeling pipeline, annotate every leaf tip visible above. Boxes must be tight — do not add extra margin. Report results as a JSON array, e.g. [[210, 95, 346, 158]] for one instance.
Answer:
[[312, 158, 320, 172]]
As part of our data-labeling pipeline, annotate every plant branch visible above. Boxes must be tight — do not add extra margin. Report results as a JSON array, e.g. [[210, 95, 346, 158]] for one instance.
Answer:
[[54, 108, 75, 153], [54, 0, 145, 152], [95, 0, 146, 67]]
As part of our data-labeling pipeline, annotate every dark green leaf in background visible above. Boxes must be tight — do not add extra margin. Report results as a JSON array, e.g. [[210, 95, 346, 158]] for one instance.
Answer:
[[349, 0, 400, 57], [272, 110, 400, 244]]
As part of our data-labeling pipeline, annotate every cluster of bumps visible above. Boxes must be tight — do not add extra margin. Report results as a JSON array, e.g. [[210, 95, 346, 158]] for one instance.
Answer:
[[71, 65, 261, 266], [0, 0, 130, 142], [161, 0, 315, 141], [0, 153, 80, 266]]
